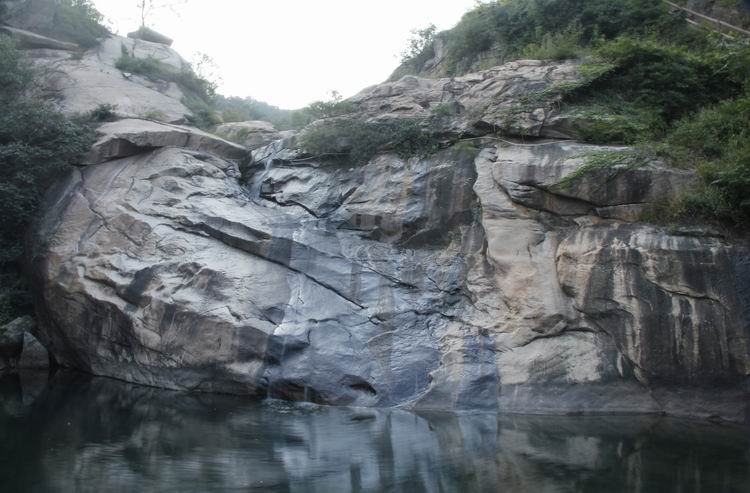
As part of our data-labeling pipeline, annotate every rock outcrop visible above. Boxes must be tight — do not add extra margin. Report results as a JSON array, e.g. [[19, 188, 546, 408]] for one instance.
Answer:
[[82, 118, 248, 165], [0, 316, 48, 370], [352, 59, 582, 138], [215, 121, 287, 149], [127, 26, 174, 46], [21, 34, 192, 122], [28, 44, 750, 422]]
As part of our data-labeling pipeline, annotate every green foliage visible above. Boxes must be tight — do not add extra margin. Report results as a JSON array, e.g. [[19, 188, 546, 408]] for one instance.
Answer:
[[592, 37, 735, 121], [88, 103, 118, 122], [289, 91, 356, 128], [520, 23, 587, 60], [0, 36, 33, 97], [182, 93, 223, 129], [300, 117, 440, 164], [116, 51, 222, 128], [401, 0, 684, 76], [115, 52, 217, 100], [394, 24, 438, 77], [214, 95, 294, 129], [555, 149, 650, 189], [401, 24, 437, 63], [431, 103, 459, 118], [654, 93, 750, 224], [0, 36, 95, 264], [562, 93, 665, 144], [53, 0, 109, 48], [141, 109, 168, 121]]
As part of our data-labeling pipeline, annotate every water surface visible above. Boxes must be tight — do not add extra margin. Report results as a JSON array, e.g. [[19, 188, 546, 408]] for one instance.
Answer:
[[0, 371, 748, 492]]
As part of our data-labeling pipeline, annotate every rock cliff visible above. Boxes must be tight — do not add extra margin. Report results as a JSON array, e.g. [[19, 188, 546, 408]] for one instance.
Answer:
[[15, 25, 749, 423]]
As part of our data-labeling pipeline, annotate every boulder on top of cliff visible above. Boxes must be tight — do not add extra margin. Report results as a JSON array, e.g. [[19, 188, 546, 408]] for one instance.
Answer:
[[0, 25, 78, 51], [215, 121, 285, 149], [82, 118, 248, 165], [127, 26, 174, 46]]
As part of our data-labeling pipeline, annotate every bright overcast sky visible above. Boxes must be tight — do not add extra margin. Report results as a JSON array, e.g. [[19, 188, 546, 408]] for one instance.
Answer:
[[92, 0, 479, 109]]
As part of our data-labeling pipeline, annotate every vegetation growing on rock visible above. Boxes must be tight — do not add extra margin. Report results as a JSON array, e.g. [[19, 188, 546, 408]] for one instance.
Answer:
[[300, 117, 442, 164], [0, 35, 95, 324], [394, 0, 750, 227], [115, 48, 223, 128]]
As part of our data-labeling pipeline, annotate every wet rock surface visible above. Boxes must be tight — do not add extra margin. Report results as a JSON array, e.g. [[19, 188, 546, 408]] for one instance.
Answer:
[[29, 56, 750, 422]]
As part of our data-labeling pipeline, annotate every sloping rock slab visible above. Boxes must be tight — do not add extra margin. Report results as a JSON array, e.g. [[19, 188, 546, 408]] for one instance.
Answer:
[[0, 26, 78, 51], [32, 35, 191, 122], [82, 119, 248, 164], [349, 60, 582, 138]]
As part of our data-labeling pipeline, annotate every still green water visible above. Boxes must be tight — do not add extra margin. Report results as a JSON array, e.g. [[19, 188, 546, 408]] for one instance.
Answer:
[[0, 371, 748, 492]]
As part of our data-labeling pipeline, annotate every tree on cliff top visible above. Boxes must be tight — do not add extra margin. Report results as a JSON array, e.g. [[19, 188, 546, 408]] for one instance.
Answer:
[[137, 0, 189, 27]]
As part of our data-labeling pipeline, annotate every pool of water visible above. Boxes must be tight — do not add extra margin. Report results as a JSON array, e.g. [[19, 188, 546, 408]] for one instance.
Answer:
[[0, 370, 748, 492]]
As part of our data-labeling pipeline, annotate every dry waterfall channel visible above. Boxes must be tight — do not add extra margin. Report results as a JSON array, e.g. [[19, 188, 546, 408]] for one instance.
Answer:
[[0, 21, 746, 425]]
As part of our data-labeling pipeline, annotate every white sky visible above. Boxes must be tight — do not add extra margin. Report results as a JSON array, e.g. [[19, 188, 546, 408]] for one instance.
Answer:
[[92, 0, 479, 109]]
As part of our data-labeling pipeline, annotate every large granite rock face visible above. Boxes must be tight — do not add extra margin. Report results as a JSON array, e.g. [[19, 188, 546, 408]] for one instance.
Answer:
[[30, 57, 750, 423]]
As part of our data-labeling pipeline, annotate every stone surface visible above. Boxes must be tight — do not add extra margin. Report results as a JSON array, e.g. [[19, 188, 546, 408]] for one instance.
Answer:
[[30, 57, 750, 423], [82, 118, 248, 164], [127, 27, 174, 46], [352, 60, 582, 138], [0, 317, 31, 370], [0, 25, 78, 51], [17, 332, 49, 369], [215, 121, 283, 149], [30, 35, 191, 122]]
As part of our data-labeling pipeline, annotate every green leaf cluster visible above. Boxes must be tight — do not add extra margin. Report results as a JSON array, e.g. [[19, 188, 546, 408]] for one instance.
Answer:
[[0, 35, 95, 322], [300, 117, 441, 165]]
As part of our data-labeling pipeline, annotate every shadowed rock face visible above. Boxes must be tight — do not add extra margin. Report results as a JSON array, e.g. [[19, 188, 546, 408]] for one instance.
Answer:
[[29, 58, 750, 423]]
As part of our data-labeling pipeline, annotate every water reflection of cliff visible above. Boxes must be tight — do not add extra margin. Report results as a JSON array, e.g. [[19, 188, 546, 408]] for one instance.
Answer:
[[1, 371, 748, 493]]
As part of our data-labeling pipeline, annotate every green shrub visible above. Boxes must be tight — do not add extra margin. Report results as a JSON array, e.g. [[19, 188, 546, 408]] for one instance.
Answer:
[[399, 0, 684, 76], [300, 117, 440, 164], [0, 37, 95, 265], [116, 52, 222, 128], [214, 95, 294, 129], [555, 149, 650, 189], [593, 37, 732, 121], [520, 23, 587, 60], [653, 93, 750, 224], [141, 109, 168, 121], [53, 0, 108, 48], [289, 92, 356, 129], [88, 103, 118, 122]]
